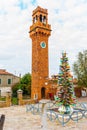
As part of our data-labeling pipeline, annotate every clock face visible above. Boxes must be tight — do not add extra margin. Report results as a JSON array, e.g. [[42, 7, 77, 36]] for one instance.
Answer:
[[40, 41, 46, 48]]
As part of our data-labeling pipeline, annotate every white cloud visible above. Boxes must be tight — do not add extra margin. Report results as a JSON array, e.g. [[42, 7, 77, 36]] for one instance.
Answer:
[[0, 0, 87, 76]]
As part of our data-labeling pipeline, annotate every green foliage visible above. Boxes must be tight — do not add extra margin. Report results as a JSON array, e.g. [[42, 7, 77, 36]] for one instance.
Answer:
[[12, 83, 20, 97], [73, 50, 87, 87], [12, 73, 31, 97], [20, 73, 31, 85], [20, 73, 31, 95], [0, 97, 6, 101], [12, 97, 18, 105]]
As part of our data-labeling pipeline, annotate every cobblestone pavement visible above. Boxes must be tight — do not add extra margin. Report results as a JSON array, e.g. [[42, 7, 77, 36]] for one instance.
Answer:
[[0, 97, 87, 130]]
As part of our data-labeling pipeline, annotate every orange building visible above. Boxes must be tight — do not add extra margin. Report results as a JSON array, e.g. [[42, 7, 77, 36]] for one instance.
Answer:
[[29, 6, 57, 100]]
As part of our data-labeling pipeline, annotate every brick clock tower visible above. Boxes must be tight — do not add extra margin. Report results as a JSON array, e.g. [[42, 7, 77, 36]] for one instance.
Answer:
[[29, 6, 51, 100]]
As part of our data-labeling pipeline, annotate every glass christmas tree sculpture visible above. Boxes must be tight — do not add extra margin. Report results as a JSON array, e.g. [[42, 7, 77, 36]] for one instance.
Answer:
[[57, 52, 76, 113]]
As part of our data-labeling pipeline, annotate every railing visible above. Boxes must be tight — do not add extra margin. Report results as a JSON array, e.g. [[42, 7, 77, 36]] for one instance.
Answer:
[[26, 101, 87, 126]]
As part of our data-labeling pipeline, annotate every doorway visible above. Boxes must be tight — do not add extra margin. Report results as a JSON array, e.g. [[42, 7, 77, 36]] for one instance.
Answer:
[[41, 87, 45, 99]]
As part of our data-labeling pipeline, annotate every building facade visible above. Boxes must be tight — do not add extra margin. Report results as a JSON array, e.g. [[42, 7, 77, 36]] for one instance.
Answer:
[[0, 69, 20, 96]]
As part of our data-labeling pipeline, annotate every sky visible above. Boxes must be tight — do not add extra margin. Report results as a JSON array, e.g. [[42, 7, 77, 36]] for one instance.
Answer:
[[0, 0, 87, 77]]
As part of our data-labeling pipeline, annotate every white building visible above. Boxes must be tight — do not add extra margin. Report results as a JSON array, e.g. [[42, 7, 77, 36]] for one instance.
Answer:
[[0, 69, 20, 96]]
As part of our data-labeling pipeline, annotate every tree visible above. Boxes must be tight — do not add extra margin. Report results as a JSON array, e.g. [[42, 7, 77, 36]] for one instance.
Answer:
[[73, 50, 87, 87], [12, 83, 20, 97], [57, 52, 76, 106], [20, 73, 31, 95], [12, 73, 31, 97]]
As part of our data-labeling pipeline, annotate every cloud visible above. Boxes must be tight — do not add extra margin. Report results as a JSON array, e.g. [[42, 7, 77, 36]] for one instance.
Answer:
[[0, 0, 87, 77]]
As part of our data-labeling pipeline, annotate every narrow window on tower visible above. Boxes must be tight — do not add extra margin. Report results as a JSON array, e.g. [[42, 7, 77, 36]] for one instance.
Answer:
[[36, 15, 38, 22], [33, 17, 35, 23], [0, 79, 1, 84]]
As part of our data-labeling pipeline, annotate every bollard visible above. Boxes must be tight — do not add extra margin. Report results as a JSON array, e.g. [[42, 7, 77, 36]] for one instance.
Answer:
[[0, 114, 5, 130]]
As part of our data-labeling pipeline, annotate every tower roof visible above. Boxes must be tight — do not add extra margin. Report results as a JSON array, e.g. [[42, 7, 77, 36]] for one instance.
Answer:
[[32, 6, 48, 16]]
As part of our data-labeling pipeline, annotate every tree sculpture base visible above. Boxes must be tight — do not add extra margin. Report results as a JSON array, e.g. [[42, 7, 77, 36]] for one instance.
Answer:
[[58, 105, 73, 114]]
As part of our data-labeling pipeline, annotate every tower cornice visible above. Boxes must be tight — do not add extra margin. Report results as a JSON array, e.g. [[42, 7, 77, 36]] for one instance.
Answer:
[[29, 21, 51, 37]]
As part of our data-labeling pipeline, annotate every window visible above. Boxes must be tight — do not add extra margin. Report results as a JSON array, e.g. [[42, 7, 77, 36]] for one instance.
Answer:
[[8, 79, 11, 84], [0, 79, 1, 84]]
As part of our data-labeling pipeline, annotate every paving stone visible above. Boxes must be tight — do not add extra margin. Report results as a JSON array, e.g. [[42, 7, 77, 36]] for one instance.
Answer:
[[0, 97, 87, 130]]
